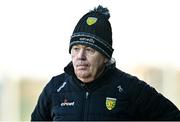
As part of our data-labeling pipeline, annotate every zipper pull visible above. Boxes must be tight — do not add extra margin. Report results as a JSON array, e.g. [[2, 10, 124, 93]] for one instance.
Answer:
[[86, 92, 89, 99]]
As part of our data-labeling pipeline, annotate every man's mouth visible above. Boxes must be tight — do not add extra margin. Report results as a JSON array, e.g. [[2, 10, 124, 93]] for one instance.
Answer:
[[76, 64, 88, 69]]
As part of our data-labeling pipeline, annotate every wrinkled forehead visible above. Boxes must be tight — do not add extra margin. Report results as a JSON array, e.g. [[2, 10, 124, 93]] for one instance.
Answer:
[[71, 44, 94, 49]]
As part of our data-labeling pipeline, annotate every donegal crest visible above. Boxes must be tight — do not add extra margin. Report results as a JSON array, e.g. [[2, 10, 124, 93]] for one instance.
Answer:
[[106, 97, 117, 110], [86, 17, 97, 25]]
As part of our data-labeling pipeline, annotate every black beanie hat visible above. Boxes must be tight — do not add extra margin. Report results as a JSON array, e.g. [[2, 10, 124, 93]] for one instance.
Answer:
[[69, 5, 114, 59]]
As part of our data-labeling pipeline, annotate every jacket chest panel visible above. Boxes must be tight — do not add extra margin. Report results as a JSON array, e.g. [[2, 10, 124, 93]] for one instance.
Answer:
[[51, 91, 84, 120], [86, 91, 131, 120], [50, 87, 131, 120]]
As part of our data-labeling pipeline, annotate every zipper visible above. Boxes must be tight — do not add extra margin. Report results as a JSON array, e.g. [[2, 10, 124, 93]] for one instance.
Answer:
[[83, 91, 90, 120], [86, 91, 89, 99]]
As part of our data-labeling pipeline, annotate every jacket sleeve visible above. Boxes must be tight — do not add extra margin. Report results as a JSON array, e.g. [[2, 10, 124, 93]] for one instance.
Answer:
[[31, 78, 53, 121], [127, 76, 180, 120]]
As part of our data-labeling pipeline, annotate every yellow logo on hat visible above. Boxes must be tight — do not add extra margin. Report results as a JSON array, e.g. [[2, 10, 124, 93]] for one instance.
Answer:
[[106, 97, 117, 110], [86, 17, 97, 26]]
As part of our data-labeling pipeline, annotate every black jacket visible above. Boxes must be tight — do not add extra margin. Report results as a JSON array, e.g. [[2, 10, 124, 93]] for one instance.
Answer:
[[31, 62, 180, 121]]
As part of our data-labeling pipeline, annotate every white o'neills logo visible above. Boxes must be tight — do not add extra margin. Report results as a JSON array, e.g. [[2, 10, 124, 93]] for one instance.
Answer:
[[79, 37, 95, 43], [57, 82, 66, 92]]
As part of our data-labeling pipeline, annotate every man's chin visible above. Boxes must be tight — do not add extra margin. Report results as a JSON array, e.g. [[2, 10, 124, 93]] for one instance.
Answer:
[[76, 72, 89, 78]]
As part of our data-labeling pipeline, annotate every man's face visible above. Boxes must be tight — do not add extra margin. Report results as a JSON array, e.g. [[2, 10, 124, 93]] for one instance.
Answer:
[[71, 44, 108, 83]]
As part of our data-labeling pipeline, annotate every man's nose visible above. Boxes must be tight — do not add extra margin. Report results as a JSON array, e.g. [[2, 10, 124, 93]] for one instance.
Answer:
[[77, 49, 86, 60]]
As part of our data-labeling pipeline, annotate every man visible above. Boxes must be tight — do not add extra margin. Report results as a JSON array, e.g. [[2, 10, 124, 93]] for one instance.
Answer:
[[31, 5, 180, 120]]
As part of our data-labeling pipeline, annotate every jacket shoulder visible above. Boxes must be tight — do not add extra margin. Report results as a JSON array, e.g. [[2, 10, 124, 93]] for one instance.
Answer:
[[51, 73, 66, 84], [111, 68, 141, 84], [44, 73, 68, 94]]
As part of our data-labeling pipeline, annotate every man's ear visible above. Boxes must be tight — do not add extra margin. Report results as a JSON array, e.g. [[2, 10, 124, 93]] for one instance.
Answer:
[[104, 58, 108, 63]]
